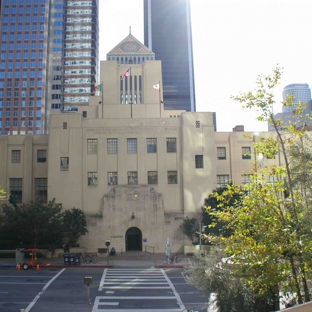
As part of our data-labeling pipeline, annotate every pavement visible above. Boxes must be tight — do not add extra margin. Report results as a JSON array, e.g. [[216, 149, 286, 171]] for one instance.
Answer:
[[0, 252, 193, 269]]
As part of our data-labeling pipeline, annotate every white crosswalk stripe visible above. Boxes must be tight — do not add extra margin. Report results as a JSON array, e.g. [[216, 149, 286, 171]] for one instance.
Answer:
[[92, 268, 186, 312]]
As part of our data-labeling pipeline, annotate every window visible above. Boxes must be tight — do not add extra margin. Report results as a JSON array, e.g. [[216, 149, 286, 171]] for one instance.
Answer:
[[9, 178, 22, 203], [166, 138, 176, 153], [107, 139, 117, 154], [12, 150, 21, 163], [60, 157, 69, 171], [167, 171, 177, 184], [148, 171, 158, 184], [87, 172, 98, 186], [87, 139, 97, 154], [147, 138, 157, 153], [217, 175, 229, 187], [127, 171, 138, 185], [35, 178, 47, 202], [241, 174, 251, 185], [108, 172, 117, 185], [127, 138, 137, 153], [242, 147, 251, 159], [217, 147, 226, 160], [195, 155, 204, 168], [37, 150, 46, 163]]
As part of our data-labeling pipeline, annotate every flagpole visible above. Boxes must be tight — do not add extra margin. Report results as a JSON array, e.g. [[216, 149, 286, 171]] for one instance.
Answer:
[[130, 68, 132, 118], [159, 81, 161, 118], [101, 81, 104, 118]]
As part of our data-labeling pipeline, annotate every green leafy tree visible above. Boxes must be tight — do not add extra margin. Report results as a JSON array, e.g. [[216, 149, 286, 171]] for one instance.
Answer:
[[0, 187, 6, 201], [202, 184, 244, 237], [62, 207, 88, 246], [180, 216, 197, 243], [203, 67, 312, 308], [183, 249, 277, 312], [1, 199, 63, 248]]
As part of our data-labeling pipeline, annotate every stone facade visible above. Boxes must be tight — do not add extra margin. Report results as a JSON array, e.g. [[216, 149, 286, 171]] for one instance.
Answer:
[[0, 34, 281, 254]]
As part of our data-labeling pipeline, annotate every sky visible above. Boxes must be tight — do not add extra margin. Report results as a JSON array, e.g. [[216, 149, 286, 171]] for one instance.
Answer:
[[99, 0, 312, 132]]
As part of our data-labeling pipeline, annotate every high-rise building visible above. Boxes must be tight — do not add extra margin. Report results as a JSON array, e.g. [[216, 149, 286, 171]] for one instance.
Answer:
[[0, 0, 99, 135], [282, 83, 311, 113], [144, 0, 196, 112], [268, 83, 312, 131]]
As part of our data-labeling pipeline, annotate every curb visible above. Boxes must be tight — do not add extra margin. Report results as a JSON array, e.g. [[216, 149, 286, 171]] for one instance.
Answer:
[[0, 264, 185, 269]]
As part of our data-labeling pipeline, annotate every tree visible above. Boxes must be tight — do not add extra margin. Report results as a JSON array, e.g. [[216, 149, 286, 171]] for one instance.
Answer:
[[1, 199, 63, 248], [62, 207, 88, 246], [183, 249, 276, 312], [180, 216, 197, 243], [0, 187, 6, 201], [202, 184, 244, 238], [203, 67, 312, 308]]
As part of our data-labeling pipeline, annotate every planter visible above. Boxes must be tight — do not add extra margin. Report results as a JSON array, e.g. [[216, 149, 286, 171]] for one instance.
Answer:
[[184, 245, 211, 255]]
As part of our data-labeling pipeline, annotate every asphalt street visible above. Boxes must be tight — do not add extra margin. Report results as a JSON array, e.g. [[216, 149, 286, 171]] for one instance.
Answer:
[[0, 267, 208, 312]]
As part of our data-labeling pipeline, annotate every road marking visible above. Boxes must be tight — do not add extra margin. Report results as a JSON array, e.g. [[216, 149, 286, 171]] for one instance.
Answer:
[[0, 282, 46, 285], [100, 286, 171, 289], [24, 268, 66, 312], [105, 278, 166, 281], [105, 291, 114, 294], [0, 291, 8, 293], [161, 269, 186, 311], [100, 302, 119, 306], [98, 268, 108, 291], [0, 275, 53, 278], [96, 296, 176, 299], [95, 268, 186, 311], [93, 297, 181, 312], [104, 282, 168, 284]]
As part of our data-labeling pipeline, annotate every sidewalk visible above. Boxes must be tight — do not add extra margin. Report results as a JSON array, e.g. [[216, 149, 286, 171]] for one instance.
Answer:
[[0, 252, 192, 269]]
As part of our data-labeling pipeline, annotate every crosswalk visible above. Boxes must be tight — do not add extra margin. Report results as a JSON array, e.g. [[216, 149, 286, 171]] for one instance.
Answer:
[[92, 268, 186, 312]]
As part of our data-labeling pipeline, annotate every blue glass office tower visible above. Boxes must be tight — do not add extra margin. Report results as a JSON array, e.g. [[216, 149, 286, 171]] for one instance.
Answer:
[[282, 83, 311, 113], [144, 0, 196, 112]]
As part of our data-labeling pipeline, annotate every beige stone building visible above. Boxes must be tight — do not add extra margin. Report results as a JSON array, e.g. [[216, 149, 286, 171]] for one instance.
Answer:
[[0, 34, 280, 253]]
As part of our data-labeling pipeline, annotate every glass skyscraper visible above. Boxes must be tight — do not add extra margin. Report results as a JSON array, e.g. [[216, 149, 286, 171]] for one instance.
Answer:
[[0, 0, 99, 135], [282, 83, 311, 113], [144, 0, 196, 112]]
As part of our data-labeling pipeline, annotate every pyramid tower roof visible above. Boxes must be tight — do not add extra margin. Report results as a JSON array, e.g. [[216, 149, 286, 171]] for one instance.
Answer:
[[107, 33, 155, 58]]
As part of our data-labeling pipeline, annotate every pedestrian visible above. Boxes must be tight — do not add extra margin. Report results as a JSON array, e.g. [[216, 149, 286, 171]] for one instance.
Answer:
[[110, 247, 116, 256], [165, 238, 171, 264], [51, 243, 55, 256], [65, 244, 70, 253], [62, 243, 66, 253]]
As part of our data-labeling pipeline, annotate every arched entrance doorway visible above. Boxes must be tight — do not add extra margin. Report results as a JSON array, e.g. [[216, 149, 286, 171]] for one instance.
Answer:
[[125, 227, 142, 251]]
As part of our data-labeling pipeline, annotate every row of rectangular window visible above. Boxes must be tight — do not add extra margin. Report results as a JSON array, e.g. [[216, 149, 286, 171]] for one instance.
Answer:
[[0, 111, 41, 117], [61, 154, 203, 172], [0, 52, 44, 59], [9, 177, 47, 203], [4, 0, 45, 5], [1, 120, 41, 128], [87, 138, 177, 154], [11, 149, 46, 163], [0, 91, 42, 97], [217, 146, 252, 160], [0, 71, 43, 79], [217, 146, 276, 160], [0, 81, 42, 88], [87, 171, 178, 186]]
